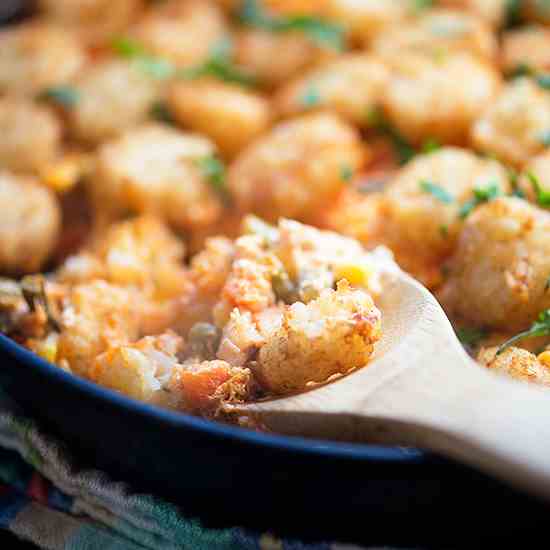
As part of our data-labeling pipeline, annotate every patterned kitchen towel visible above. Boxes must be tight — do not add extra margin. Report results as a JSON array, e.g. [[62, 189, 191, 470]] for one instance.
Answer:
[[0, 392, 394, 550]]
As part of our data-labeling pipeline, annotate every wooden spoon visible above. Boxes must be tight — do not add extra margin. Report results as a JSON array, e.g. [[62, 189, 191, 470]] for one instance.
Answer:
[[230, 260, 550, 500]]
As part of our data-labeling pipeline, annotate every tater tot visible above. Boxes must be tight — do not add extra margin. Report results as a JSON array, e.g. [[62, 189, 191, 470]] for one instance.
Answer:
[[37, 0, 144, 47], [471, 78, 550, 167], [130, 0, 228, 68], [438, 0, 507, 27], [227, 113, 366, 222], [378, 147, 510, 287], [321, 189, 385, 247], [234, 29, 335, 88], [0, 23, 85, 97], [372, 9, 498, 61], [255, 280, 381, 393], [92, 124, 223, 231], [478, 346, 550, 386], [381, 51, 501, 146], [58, 216, 188, 299], [274, 53, 389, 125], [166, 79, 272, 158], [56, 281, 142, 377], [0, 97, 61, 176], [68, 60, 160, 145], [440, 197, 550, 331], [0, 172, 61, 274], [502, 26, 550, 75]]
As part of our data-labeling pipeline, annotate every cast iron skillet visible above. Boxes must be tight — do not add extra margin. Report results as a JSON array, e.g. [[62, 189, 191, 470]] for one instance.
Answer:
[[1, 333, 548, 546]]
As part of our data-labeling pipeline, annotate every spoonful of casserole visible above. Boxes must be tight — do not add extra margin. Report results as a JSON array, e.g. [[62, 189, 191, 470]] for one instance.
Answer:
[[228, 254, 550, 502]]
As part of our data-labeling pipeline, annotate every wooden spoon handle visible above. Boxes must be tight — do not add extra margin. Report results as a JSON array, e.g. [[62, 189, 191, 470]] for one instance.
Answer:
[[400, 364, 550, 501]]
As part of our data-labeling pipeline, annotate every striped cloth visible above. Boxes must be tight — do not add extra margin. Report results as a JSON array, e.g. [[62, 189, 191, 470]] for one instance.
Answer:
[[0, 392, 384, 550]]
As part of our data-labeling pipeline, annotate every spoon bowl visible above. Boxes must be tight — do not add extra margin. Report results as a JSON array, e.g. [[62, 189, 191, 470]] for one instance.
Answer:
[[231, 263, 550, 501]]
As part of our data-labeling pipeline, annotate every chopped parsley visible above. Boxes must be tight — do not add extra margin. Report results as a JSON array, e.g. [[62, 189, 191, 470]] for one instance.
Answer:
[[511, 187, 526, 199], [196, 156, 228, 198], [419, 180, 454, 204], [340, 164, 354, 183], [456, 326, 486, 349], [365, 108, 416, 164], [497, 309, 550, 355], [540, 130, 550, 147], [111, 36, 147, 58], [412, 0, 433, 13], [301, 85, 321, 108], [507, 63, 533, 80], [505, 0, 523, 28], [421, 138, 441, 155], [366, 108, 443, 165], [150, 101, 175, 125], [439, 224, 449, 238], [112, 36, 255, 86], [237, 0, 345, 50], [37, 86, 80, 108], [526, 172, 550, 208], [459, 182, 502, 219], [177, 39, 256, 87], [537, 74, 550, 90]]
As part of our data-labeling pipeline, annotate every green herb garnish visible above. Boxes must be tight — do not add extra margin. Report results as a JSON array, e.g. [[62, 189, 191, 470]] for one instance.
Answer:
[[37, 86, 80, 108], [150, 101, 175, 125], [177, 39, 256, 86], [497, 309, 550, 355], [238, 0, 344, 50], [196, 155, 227, 196], [439, 224, 449, 238], [20, 275, 61, 332], [526, 171, 550, 207], [507, 63, 533, 80], [112, 36, 255, 86], [540, 130, 550, 147], [301, 85, 321, 108], [412, 0, 433, 13], [340, 164, 354, 183], [537, 74, 550, 90], [421, 138, 441, 155], [505, 0, 523, 28], [365, 107, 422, 164], [111, 36, 148, 58], [459, 182, 502, 219], [511, 187, 526, 198], [456, 326, 486, 349], [419, 180, 454, 204]]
